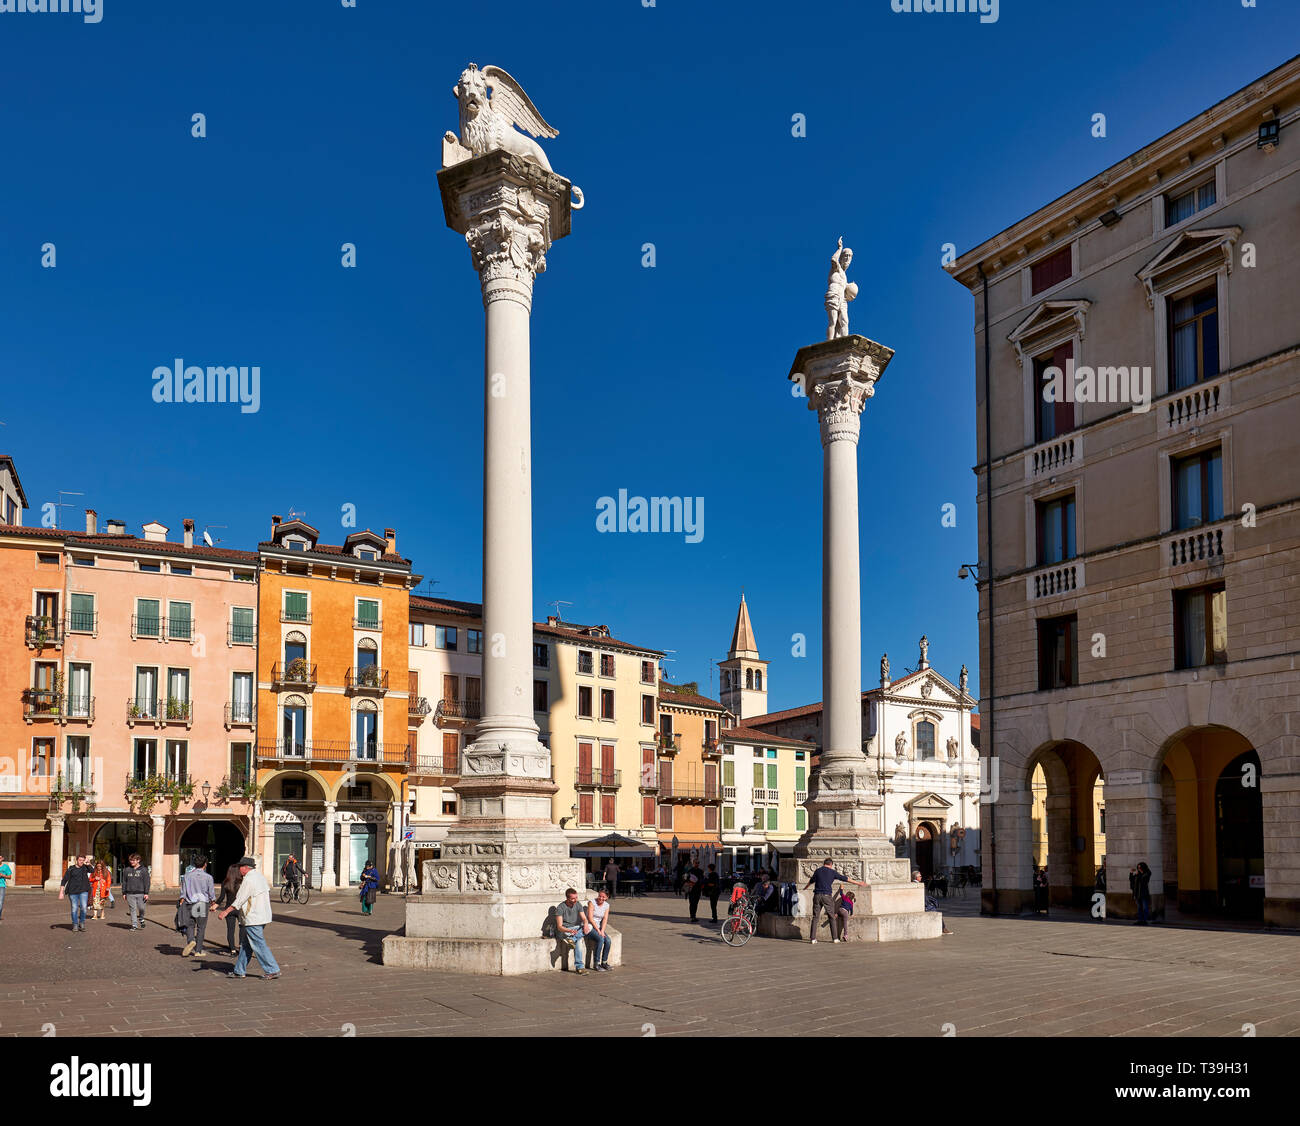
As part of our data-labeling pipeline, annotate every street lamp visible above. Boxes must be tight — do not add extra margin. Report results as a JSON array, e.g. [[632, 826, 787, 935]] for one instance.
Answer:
[[201, 780, 211, 802]]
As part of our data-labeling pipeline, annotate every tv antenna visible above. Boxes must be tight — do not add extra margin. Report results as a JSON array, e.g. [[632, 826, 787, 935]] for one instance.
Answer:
[[548, 599, 573, 621], [202, 524, 228, 547], [55, 490, 85, 530]]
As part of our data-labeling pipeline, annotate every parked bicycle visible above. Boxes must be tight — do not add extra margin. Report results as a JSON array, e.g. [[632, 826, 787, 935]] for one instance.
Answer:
[[721, 889, 757, 946]]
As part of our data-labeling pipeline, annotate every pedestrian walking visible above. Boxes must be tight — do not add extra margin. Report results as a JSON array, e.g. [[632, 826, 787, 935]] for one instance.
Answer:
[[59, 854, 93, 932], [89, 860, 112, 920], [701, 864, 722, 922], [217, 863, 245, 955], [359, 860, 379, 915], [0, 852, 11, 922], [684, 859, 705, 921], [1129, 861, 1153, 925], [181, 856, 216, 957], [586, 888, 614, 971], [804, 858, 865, 944], [121, 853, 151, 930], [218, 857, 280, 980], [603, 858, 620, 898]]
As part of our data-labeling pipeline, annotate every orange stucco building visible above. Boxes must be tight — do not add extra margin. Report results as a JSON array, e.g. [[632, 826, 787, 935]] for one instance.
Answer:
[[655, 682, 728, 868], [255, 516, 414, 890]]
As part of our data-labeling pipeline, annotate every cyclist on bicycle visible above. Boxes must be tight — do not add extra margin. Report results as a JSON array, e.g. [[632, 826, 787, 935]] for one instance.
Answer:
[[281, 855, 302, 898]]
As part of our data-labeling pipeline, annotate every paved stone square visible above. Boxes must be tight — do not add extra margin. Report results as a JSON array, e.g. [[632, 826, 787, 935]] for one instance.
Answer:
[[0, 888, 1297, 1038]]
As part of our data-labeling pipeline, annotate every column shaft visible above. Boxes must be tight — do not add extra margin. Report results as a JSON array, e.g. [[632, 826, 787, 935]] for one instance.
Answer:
[[822, 434, 861, 761]]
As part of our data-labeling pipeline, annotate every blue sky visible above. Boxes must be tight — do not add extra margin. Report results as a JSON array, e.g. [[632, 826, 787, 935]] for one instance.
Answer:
[[1, 1, 1295, 712]]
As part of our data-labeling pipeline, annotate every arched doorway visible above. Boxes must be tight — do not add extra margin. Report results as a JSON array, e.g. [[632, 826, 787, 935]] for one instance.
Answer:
[[915, 823, 936, 880], [179, 820, 246, 884], [1160, 728, 1260, 919], [93, 821, 152, 883], [1215, 750, 1263, 919], [1028, 740, 1103, 909]]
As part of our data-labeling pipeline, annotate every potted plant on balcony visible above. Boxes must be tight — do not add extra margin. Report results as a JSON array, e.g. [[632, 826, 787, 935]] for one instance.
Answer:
[[50, 671, 65, 716], [128, 700, 140, 719], [359, 665, 380, 688], [287, 657, 309, 681], [166, 696, 184, 721], [169, 778, 195, 814]]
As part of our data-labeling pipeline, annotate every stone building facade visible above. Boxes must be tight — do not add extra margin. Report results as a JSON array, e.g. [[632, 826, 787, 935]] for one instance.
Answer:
[[947, 57, 1300, 924]]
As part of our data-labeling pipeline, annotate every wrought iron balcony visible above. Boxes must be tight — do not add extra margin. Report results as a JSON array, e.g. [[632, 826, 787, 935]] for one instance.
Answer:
[[272, 660, 317, 687], [346, 666, 389, 692], [408, 695, 431, 717], [228, 622, 256, 646], [656, 732, 680, 755], [65, 610, 98, 636], [166, 617, 196, 642], [25, 615, 63, 648], [64, 695, 95, 723], [660, 782, 721, 803], [436, 698, 482, 721], [280, 607, 312, 624], [131, 613, 162, 640], [702, 738, 724, 758], [225, 702, 256, 727], [22, 688, 61, 721], [638, 770, 660, 792], [575, 769, 621, 789], [162, 697, 193, 724], [256, 739, 408, 768], [127, 696, 160, 724]]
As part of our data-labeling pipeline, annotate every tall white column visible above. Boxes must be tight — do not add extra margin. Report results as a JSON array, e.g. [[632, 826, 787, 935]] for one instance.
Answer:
[[822, 402, 863, 759], [45, 812, 66, 890], [322, 801, 337, 891], [338, 821, 353, 888], [150, 814, 166, 887]]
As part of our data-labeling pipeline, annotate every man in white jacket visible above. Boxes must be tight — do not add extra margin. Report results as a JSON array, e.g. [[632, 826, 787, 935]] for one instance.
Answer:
[[217, 856, 281, 980]]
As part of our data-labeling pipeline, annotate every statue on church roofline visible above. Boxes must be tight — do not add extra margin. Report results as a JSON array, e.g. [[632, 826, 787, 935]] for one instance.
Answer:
[[825, 237, 858, 340], [960, 664, 969, 695], [880, 652, 890, 684], [919, 634, 929, 667]]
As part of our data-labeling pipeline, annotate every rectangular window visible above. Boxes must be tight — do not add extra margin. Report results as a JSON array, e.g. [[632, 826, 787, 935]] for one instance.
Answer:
[[796, 809, 806, 831], [1175, 583, 1227, 669], [766, 807, 778, 831], [659, 803, 673, 829], [641, 694, 654, 725], [704, 719, 717, 744], [1037, 614, 1078, 690], [283, 591, 309, 622], [641, 660, 655, 684], [68, 592, 95, 633], [435, 626, 458, 651], [409, 622, 425, 647], [704, 806, 718, 831], [66, 664, 91, 717], [442, 798, 458, 816], [134, 667, 158, 717], [766, 763, 777, 789], [135, 598, 160, 638], [1165, 179, 1216, 226], [533, 641, 548, 667], [579, 793, 594, 825], [578, 685, 593, 718], [466, 629, 482, 654], [171, 564, 192, 576], [167, 601, 193, 641], [534, 679, 548, 712], [1172, 448, 1223, 531], [600, 794, 616, 825], [132, 738, 157, 780], [599, 653, 615, 677], [442, 674, 459, 703], [65, 735, 91, 786], [600, 689, 615, 720], [1037, 494, 1076, 565], [465, 677, 481, 710], [31, 737, 55, 777], [723, 760, 735, 786], [442, 732, 459, 774], [230, 742, 252, 787], [166, 667, 190, 707], [354, 710, 377, 759], [642, 796, 656, 826], [139, 561, 161, 574], [795, 765, 805, 791], [230, 606, 254, 646], [355, 599, 380, 629], [1169, 285, 1219, 390], [577, 650, 593, 675], [1034, 340, 1074, 443], [282, 706, 306, 756], [73, 555, 95, 567], [917, 721, 936, 761], [752, 762, 764, 789], [164, 739, 188, 781], [1030, 246, 1072, 295], [723, 805, 734, 830], [231, 672, 253, 723]]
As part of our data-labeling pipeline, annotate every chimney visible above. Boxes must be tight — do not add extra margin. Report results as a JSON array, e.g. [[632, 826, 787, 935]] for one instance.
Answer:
[[84, 509, 97, 535], [384, 527, 397, 555], [183, 519, 194, 549], [271, 515, 282, 532], [106, 518, 126, 535]]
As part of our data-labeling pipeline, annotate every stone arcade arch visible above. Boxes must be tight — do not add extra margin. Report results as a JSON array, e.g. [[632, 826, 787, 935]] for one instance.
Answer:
[[1026, 740, 1103, 909]]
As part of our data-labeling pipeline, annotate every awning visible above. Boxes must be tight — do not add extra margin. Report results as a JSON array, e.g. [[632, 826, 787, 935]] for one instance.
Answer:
[[0, 817, 48, 832], [568, 842, 657, 857]]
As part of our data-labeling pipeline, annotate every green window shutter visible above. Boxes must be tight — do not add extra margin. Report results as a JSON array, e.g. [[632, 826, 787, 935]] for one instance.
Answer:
[[767, 763, 778, 789], [753, 762, 764, 788], [358, 599, 379, 627], [723, 806, 734, 830], [285, 591, 307, 620], [767, 807, 778, 831], [795, 765, 806, 790], [796, 810, 806, 831], [723, 760, 734, 786]]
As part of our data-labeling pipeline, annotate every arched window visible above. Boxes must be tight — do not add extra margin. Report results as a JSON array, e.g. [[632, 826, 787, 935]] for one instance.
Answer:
[[356, 636, 378, 670], [746, 668, 754, 690], [284, 630, 307, 664], [355, 699, 379, 760], [754, 670, 763, 691], [916, 720, 936, 761]]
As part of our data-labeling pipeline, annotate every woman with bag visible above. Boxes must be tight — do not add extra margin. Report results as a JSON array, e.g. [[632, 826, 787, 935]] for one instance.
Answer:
[[359, 861, 379, 915], [89, 860, 112, 921]]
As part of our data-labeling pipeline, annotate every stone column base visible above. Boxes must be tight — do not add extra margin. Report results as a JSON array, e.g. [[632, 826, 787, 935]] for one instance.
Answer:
[[757, 908, 942, 942], [383, 925, 622, 976]]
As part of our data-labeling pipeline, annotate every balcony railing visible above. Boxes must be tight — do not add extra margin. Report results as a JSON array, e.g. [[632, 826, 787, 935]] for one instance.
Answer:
[[166, 617, 196, 642], [353, 617, 382, 631], [575, 769, 622, 789], [125, 770, 190, 789], [722, 784, 737, 800], [1026, 434, 1080, 479], [1168, 526, 1226, 568], [228, 623, 256, 646], [65, 610, 98, 636], [753, 788, 781, 804], [162, 698, 193, 724], [25, 615, 64, 648], [272, 661, 317, 687], [1165, 373, 1227, 432], [22, 688, 61, 720], [656, 732, 680, 755], [436, 698, 482, 721], [639, 770, 660, 792], [408, 696, 431, 717], [65, 695, 95, 722], [256, 739, 408, 768], [411, 752, 460, 777], [346, 666, 389, 692], [662, 783, 721, 802], [127, 696, 159, 723], [225, 702, 256, 727], [131, 614, 162, 639], [1029, 560, 1082, 601], [702, 738, 723, 758], [281, 607, 312, 624], [794, 790, 808, 805]]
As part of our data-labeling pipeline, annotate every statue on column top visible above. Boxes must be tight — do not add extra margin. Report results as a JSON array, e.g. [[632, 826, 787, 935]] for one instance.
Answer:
[[445, 63, 559, 172], [825, 237, 858, 340]]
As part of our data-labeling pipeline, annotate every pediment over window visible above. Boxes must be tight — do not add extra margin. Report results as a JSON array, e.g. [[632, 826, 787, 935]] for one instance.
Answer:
[[1008, 300, 1091, 365], [1138, 226, 1241, 307], [903, 791, 953, 814]]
